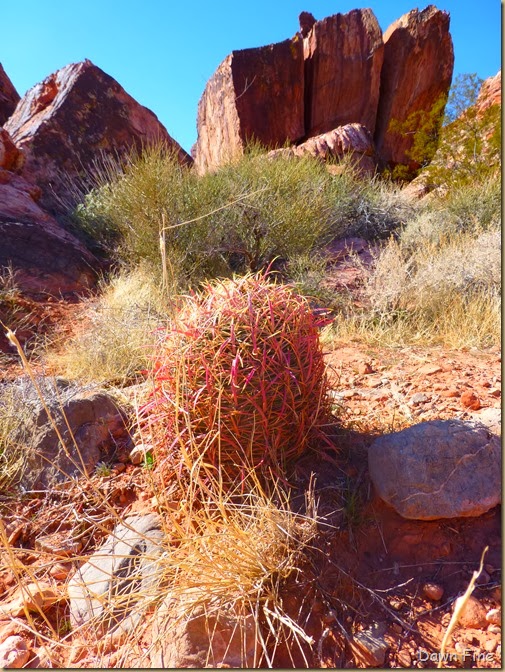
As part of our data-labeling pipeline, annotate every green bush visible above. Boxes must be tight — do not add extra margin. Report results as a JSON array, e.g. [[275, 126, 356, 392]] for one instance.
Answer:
[[74, 144, 412, 290]]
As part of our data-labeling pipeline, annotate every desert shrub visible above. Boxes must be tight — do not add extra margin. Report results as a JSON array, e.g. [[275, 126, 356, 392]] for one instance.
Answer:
[[330, 221, 500, 348], [74, 144, 405, 287], [142, 272, 332, 484], [46, 265, 169, 386]]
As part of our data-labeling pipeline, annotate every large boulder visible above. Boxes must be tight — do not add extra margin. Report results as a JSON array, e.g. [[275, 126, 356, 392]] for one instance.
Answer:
[[4, 59, 191, 214], [3, 377, 129, 490], [0, 63, 20, 125], [0, 168, 97, 294], [68, 513, 164, 637], [303, 9, 384, 137], [368, 419, 501, 520], [374, 5, 454, 169], [194, 37, 305, 173]]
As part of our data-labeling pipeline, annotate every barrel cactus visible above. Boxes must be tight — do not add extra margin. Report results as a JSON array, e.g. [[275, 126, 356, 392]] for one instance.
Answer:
[[146, 273, 332, 482]]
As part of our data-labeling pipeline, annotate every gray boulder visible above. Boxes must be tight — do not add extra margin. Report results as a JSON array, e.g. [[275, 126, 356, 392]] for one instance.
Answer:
[[368, 419, 501, 520], [68, 513, 164, 636], [2, 377, 128, 490]]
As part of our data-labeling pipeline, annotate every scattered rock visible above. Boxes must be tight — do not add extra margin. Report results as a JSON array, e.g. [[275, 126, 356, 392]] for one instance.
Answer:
[[0, 635, 30, 669], [68, 513, 164, 636], [151, 597, 259, 668], [0, 62, 20, 125], [49, 563, 72, 581], [461, 390, 481, 410], [5, 59, 191, 215], [454, 595, 487, 629], [488, 624, 501, 635], [0, 582, 60, 618], [351, 621, 388, 667], [129, 444, 150, 466], [368, 419, 501, 520], [417, 364, 443, 376], [6, 377, 129, 490], [422, 582, 444, 601], [397, 648, 412, 667], [486, 607, 501, 625], [484, 638, 498, 653], [35, 533, 81, 557], [303, 9, 384, 136], [358, 361, 374, 375], [410, 392, 429, 406], [374, 5, 454, 169]]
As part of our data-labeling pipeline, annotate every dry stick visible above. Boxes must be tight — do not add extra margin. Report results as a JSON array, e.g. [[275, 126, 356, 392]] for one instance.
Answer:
[[437, 545, 488, 668]]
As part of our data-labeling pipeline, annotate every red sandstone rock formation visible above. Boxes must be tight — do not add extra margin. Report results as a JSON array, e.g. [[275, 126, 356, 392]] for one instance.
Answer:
[[476, 70, 501, 114], [299, 11, 316, 38], [0, 129, 24, 172], [374, 5, 454, 169], [303, 9, 384, 137], [0, 168, 98, 293], [194, 37, 305, 173], [0, 63, 20, 125], [268, 123, 377, 176], [5, 59, 191, 214]]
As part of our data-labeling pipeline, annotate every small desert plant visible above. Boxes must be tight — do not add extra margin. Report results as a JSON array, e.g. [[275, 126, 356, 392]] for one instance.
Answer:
[[142, 272, 332, 484], [45, 265, 169, 386]]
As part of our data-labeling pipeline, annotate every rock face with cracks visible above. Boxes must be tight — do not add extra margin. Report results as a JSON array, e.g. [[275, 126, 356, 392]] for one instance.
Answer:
[[373, 5, 454, 169], [303, 8, 384, 137], [368, 419, 501, 520]]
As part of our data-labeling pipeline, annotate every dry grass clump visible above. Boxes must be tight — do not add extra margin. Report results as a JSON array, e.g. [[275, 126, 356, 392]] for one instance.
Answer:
[[155, 471, 318, 667], [45, 265, 169, 386], [330, 223, 500, 349], [0, 386, 29, 491], [142, 272, 332, 484]]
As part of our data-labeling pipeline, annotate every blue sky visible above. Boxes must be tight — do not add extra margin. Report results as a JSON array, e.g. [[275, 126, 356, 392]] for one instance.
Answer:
[[1, 1, 501, 153]]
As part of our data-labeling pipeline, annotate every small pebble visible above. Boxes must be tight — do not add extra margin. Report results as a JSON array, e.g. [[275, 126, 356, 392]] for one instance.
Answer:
[[454, 595, 487, 628], [49, 563, 71, 580], [460, 390, 481, 410], [484, 639, 498, 653], [422, 582, 444, 601], [476, 569, 491, 585], [397, 649, 412, 667], [486, 607, 501, 625], [358, 362, 373, 375]]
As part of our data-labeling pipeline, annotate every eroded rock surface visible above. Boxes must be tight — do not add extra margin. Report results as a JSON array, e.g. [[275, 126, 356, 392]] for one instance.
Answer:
[[368, 419, 501, 520], [303, 8, 384, 137], [0, 168, 97, 294], [68, 514, 164, 636], [5, 59, 191, 214], [476, 69, 501, 114], [374, 5, 454, 169]]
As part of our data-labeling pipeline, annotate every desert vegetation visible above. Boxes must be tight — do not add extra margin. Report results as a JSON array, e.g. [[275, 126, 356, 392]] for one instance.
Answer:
[[0, 71, 501, 668]]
